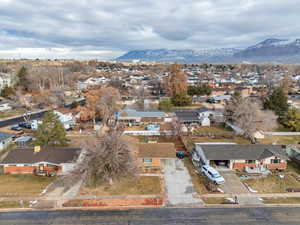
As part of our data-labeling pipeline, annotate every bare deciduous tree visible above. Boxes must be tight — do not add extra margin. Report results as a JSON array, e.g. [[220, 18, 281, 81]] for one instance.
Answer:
[[67, 130, 136, 187], [226, 96, 278, 141]]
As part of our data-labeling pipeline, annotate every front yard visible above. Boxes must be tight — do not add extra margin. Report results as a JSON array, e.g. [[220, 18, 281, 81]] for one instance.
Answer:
[[243, 174, 300, 193], [80, 176, 161, 196], [0, 174, 55, 197]]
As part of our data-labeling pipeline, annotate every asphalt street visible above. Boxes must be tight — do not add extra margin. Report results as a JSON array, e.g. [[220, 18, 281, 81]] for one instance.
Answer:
[[0, 207, 300, 225]]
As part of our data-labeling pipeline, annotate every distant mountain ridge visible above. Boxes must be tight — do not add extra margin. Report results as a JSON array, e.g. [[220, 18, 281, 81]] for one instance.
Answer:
[[116, 38, 300, 63]]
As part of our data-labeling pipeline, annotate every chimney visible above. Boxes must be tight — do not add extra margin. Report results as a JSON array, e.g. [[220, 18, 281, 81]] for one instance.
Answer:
[[34, 146, 41, 153]]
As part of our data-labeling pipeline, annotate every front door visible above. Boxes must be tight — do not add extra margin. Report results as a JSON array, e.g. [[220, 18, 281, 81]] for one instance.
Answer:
[[39, 164, 44, 171]]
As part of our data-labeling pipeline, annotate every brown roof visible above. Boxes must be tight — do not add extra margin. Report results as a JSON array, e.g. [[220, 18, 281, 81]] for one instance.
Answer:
[[1, 147, 81, 165], [138, 143, 176, 158]]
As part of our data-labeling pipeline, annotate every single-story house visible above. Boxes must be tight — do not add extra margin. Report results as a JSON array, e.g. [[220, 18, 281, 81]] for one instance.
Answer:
[[0, 147, 81, 175], [117, 109, 169, 125], [0, 131, 14, 151], [174, 107, 223, 126], [173, 110, 200, 124], [192, 144, 288, 172], [138, 143, 176, 168]]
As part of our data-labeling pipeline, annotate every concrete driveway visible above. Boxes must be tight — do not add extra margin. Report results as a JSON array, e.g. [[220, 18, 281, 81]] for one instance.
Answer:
[[162, 159, 203, 206], [219, 171, 248, 194], [219, 171, 263, 205]]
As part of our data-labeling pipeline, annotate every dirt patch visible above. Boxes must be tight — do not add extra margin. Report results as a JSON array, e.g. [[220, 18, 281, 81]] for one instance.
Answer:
[[64, 197, 163, 208]]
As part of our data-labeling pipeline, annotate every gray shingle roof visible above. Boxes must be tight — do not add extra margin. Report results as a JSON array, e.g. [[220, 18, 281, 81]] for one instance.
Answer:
[[0, 131, 14, 142], [197, 144, 288, 160], [174, 111, 200, 122], [1, 147, 81, 165], [119, 109, 166, 118]]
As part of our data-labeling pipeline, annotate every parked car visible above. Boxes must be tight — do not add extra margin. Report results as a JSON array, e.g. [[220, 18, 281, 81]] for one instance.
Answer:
[[18, 122, 32, 129], [11, 125, 22, 131], [201, 165, 225, 185]]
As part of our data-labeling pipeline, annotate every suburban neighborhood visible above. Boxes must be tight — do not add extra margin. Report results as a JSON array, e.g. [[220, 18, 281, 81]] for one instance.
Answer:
[[0, 60, 298, 212]]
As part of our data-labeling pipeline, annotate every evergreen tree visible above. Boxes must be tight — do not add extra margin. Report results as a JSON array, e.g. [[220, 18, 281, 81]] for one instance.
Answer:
[[171, 92, 192, 106], [34, 110, 69, 146], [187, 85, 212, 96], [16, 66, 29, 90], [263, 87, 288, 121], [283, 108, 300, 131]]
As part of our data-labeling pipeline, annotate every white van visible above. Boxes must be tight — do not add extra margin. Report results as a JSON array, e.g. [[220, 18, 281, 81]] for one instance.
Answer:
[[201, 165, 225, 185]]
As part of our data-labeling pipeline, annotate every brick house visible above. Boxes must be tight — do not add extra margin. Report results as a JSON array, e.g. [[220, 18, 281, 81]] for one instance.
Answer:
[[138, 143, 176, 169], [192, 144, 289, 172], [0, 147, 81, 175]]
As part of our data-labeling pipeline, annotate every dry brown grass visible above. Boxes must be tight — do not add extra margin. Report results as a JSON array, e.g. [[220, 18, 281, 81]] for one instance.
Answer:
[[202, 197, 234, 204], [261, 136, 300, 146], [244, 174, 300, 193], [80, 176, 161, 196], [189, 137, 250, 144], [263, 197, 300, 204], [0, 175, 55, 197]]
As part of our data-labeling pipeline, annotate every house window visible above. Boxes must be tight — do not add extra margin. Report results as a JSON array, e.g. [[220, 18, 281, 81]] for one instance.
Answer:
[[46, 164, 57, 167], [245, 160, 256, 164], [271, 159, 281, 164], [143, 158, 152, 163]]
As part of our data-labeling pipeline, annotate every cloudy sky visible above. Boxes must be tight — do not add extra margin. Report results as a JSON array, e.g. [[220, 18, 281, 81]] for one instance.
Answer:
[[0, 0, 299, 60]]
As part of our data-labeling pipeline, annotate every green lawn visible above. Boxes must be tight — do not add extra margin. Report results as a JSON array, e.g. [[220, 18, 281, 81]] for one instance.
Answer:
[[0, 174, 55, 197], [80, 176, 161, 196], [244, 174, 300, 193]]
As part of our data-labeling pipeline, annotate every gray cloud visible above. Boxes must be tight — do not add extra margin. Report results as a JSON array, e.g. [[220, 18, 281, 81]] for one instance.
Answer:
[[0, 0, 299, 59]]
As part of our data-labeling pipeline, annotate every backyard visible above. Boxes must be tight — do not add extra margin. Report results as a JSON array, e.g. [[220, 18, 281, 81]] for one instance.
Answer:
[[261, 135, 300, 146], [188, 125, 250, 144]]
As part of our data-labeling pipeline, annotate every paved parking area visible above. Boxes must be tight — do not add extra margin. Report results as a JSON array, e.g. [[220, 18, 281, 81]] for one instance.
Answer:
[[162, 159, 203, 206]]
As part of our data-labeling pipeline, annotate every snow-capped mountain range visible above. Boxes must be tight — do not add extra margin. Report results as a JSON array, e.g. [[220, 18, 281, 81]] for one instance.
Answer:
[[116, 38, 300, 63]]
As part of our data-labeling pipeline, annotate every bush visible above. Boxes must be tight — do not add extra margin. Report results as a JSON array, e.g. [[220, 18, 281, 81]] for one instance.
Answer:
[[0, 86, 15, 99]]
